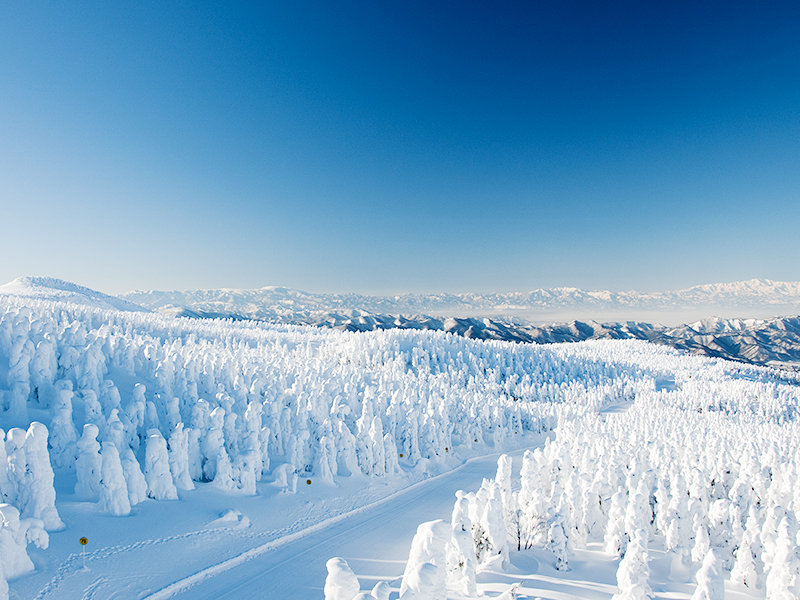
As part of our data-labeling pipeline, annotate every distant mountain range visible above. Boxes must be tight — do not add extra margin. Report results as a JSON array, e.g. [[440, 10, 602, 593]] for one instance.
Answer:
[[121, 278, 800, 320], [3, 276, 800, 371]]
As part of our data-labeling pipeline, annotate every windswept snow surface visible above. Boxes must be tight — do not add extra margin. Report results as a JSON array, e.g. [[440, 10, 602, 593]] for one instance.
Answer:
[[0, 290, 798, 599]]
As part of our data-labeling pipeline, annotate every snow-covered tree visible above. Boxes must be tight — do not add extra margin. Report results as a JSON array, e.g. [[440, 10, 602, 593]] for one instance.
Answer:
[[99, 442, 131, 516], [144, 429, 178, 500], [120, 447, 148, 506], [691, 549, 724, 600], [19, 423, 62, 530], [324, 557, 359, 600], [167, 423, 194, 491], [612, 528, 652, 600], [0, 504, 48, 582], [400, 520, 450, 599], [764, 516, 800, 600], [74, 424, 102, 500]]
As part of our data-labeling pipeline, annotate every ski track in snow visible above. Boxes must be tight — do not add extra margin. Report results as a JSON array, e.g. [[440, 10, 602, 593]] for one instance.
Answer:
[[143, 449, 527, 600], [2, 289, 798, 600]]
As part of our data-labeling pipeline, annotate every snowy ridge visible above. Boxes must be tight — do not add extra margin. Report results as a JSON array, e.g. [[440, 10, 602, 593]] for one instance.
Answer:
[[0, 277, 148, 313], [304, 312, 800, 371], [121, 278, 800, 318], [150, 308, 800, 371]]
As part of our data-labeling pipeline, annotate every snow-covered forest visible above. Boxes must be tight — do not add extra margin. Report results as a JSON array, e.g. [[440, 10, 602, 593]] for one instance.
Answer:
[[0, 293, 799, 599], [327, 347, 800, 598]]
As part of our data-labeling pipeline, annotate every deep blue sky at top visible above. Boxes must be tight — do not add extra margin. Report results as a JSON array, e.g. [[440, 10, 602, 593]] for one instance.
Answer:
[[1, 1, 799, 295]]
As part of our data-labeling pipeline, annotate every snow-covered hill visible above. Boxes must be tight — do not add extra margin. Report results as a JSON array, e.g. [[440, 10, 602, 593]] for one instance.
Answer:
[[0, 288, 798, 599], [5, 277, 800, 370], [0, 277, 148, 313], [121, 278, 800, 319], [294, 312, 800, 371]]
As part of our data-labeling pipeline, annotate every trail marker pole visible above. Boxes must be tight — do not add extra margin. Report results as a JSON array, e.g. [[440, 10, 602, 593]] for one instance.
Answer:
[[80, 537, 88, 570]]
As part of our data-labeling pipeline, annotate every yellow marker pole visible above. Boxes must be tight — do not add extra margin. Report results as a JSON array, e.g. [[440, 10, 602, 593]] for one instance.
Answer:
[[80, 537, 88, 570]]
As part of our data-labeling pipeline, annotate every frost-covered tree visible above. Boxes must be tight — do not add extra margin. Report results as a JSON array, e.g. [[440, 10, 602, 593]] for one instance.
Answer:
[[335, 421, 360, 477], [449, 491, 478, 597], [30, 333, 57, 408], [272, 463, 297, 493], [315, 434, 336, 485], [691, 549, 724, 600], [324, 557, 359, 600], [692, 515, 711, 565], [730, 520, 759, 588], [75, 424, 103, 500], [400, 562, 446, 600], [233, 451, 257, 495], [124, 383, 147, 451], [20, 422, 62, 530], [482, 486, 511, 569], [764, 516, 800, 600], [549, 508, 570, 571], [612, 528, 652, 600], [48, 380, 79, 470], [144, 429, 178, 500], [202, 407, 229, 483], [605, 490, 628, 558], [496, 454, 515, 537], [6, 336, 34, 425], [370, 581, 391, 600], [99, 442, 131, 516], [0, 504, 48, 582], [82, 389, 105, 437], [400, 520, 450, 599], [167, 423, 194, 491], [120, 447, 147, 506]]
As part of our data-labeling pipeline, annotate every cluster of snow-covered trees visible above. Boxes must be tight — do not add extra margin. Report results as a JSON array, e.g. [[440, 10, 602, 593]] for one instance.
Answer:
[[3, 295, 800, 598], [0, 296, 671, 592], [523, 375, 800, 597], [328, 357, 800, 599]]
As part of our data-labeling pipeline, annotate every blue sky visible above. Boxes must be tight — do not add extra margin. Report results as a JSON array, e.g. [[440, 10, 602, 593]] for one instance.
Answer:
[[1, 1, 799, 295]]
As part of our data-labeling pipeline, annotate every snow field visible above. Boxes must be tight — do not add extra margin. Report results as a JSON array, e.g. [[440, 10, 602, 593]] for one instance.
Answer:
[[0, 295, 646, 597], [0, 294, 799, 598]]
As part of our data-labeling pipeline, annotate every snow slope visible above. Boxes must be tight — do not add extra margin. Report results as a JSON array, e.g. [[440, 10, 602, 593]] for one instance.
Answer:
[[0, 286, 798, 599], [0, 277, 147, 313], [153, 451, 528, 600]]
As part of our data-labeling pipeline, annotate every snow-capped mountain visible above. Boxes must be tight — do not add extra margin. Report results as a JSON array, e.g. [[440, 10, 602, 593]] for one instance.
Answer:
[[4, 277, 800, 369], [119, 279, 800, 370], [0, 277, 147, 313], [121, 278, 800, 320]]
